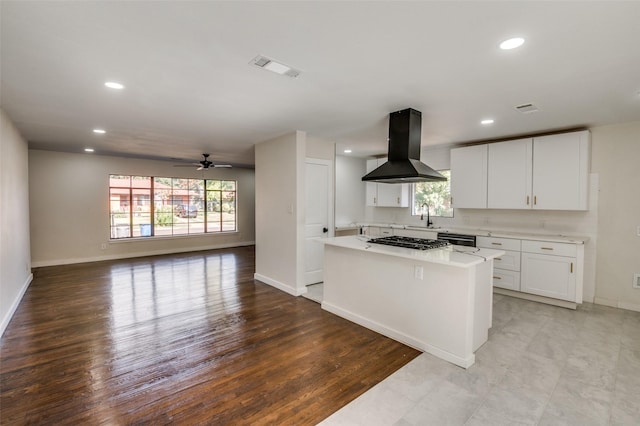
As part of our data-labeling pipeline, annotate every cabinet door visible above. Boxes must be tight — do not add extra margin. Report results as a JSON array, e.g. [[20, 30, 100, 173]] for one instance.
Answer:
[[450, 145, 487, 208], [521, 252, 576, 301], [487, 138, 533, 209], [365, 159, 378, 206], [377, 182, 409, 207], [366, 158, 409, 207], [532, 131, 590, 210]]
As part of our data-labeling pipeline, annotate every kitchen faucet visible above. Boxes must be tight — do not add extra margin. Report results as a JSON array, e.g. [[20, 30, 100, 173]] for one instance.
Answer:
[[420, 203, 433, 228]]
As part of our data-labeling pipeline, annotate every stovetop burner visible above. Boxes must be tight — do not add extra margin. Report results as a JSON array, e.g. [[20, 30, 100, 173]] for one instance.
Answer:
[[368, 236, 451, 251]]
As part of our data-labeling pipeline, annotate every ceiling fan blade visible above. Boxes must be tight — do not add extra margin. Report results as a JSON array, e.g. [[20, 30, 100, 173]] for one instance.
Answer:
[[196, 166, 205, 170], [213, 164, 232, 168], [174, 162, 201, 167]]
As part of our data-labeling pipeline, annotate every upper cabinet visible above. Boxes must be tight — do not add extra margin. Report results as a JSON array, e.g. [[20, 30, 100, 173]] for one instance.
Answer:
[[531, 131, 590, 210], [452, 130, 590, 211], [487, 138, 533, 209], [365, 158, 409, 207], [450, 144, 487, 208]]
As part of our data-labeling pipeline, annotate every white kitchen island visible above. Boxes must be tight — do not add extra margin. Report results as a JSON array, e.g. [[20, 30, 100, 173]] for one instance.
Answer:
[[320, 236, 504, 368]]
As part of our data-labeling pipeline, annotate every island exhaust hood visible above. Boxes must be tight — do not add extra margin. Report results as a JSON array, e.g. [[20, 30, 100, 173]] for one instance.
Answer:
[[362, 108, 446, 183]]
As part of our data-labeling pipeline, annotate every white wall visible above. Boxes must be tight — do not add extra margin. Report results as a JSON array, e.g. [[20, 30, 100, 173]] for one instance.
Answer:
[[306, 135, 335, 161], [254, 131, 306, 295], [29, 150, 255, 266], [335, 155, 366, 226], [1, 109, 32, 336], [591, 121, 640, 311]]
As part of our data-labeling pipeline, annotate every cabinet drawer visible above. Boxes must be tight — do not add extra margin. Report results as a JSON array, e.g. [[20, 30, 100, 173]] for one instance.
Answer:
[[477, 236, 521, 251], [492, 269, 520, 291], [493, 250, 521, 271], [521, 240, 577, 257]]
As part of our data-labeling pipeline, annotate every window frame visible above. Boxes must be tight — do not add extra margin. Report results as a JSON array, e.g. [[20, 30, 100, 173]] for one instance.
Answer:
[[410, 169, 454, 218], [109, 174, 237, 240]]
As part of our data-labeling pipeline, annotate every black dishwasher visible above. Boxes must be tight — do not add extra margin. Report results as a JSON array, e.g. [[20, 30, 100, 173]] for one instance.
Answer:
[[437, 232, 477, 247]]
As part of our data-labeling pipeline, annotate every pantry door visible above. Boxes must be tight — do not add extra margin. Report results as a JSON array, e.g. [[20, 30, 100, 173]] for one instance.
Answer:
[[304, 159, 333, 285]]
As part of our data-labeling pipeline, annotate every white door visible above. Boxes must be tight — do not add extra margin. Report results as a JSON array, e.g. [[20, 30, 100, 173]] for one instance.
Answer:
[[304, 159, 333, 285]]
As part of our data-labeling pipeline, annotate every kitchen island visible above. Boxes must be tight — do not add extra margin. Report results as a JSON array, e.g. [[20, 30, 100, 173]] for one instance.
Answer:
[[320, 236, 504, 368]]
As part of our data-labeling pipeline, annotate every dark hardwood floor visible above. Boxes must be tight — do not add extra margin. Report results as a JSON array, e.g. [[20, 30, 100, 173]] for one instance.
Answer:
[[1, 246, 420, 425]]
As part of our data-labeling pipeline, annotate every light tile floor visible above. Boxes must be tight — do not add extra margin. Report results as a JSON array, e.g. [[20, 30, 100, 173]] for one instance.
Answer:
[[319, 294, 640, 426]]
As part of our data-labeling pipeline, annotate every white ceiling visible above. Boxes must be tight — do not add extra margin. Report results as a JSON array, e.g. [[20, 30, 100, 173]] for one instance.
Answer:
[[1, 1, 639, 167]]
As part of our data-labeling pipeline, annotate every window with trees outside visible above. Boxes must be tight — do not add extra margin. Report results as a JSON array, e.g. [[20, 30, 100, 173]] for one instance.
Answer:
[[109, 175, 236, 239], [412, 170, 453, 218]]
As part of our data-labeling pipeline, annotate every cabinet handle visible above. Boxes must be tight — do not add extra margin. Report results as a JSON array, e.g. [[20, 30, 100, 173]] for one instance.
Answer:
[[491, 242, 502, 246], [374, 197, 377, 204], [570, 262, 573, 273], [493, 276, 501, 280], [526, 195, 530, 205], [495, 257, 502, 261], [534, 195, 537, 205], [397, 197, 400, 204], [541, 247, 554, 251], [451, 197, 453, 206]]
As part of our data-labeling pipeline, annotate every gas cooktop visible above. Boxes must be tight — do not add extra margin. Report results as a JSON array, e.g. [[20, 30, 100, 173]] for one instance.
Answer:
[[368, 236, 451, 251]]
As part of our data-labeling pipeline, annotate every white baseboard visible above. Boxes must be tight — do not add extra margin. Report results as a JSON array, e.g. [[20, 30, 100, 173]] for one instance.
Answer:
[[31, 241, 255, 268], [494, 288, 577, 310], [253, 273, 303, 296], [594, 297, 640, 313], [1, 272, 33, 337], [321, 301, 474, 369]]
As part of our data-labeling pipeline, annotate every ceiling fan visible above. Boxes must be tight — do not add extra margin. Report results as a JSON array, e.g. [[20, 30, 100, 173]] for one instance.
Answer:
[[174, 154, 232, 170]]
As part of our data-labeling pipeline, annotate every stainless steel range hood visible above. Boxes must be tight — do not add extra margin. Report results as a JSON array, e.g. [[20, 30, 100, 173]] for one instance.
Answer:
[[362, 108, 446, 183]]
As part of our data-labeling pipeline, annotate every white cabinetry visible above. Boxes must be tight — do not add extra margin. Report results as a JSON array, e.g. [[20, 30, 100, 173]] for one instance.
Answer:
[[486, 131, 590, 210], [487, 138, 532, 209], [532, 132, 590, 210], [521, 240, 577, 301], [478, 235, 584, 305], [450, 145, 487, 208], [361, 226, 393, 237], [365, 158, 409, 207], [477, 236, 521, 291]]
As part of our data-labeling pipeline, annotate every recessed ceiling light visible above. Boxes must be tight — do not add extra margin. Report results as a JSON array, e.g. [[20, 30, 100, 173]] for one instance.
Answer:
[[84, 148, 95, 153], [105, 81, 124, 89], [251, 55, 300, 78], [264, 61, 291, 75], [344, 149, 352, 154], [500, 37, 525, 50], [481, 119, 494, 125], [93, 129, 106, 134]]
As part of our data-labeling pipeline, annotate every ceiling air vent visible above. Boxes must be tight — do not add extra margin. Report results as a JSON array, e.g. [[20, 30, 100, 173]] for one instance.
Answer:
[[515, 103, 539, 113], [251, 55, 300, 78]]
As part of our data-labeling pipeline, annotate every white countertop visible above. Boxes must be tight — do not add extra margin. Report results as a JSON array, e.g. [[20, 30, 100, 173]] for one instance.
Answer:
[[350, 223, 589, 244], [320, 236, 505, 268]]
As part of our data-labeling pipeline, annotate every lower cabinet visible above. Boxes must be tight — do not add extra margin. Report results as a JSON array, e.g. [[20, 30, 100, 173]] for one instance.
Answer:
[[521, 240, 577, 301], [478, 236, 582, 304], [492, 269, 521, 291], [361, 226, 393, 237], [477, 236, 521, 291]]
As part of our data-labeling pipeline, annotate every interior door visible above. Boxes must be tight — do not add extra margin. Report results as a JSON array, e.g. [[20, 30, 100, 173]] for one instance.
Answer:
[[304, 159, 332, 285]]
